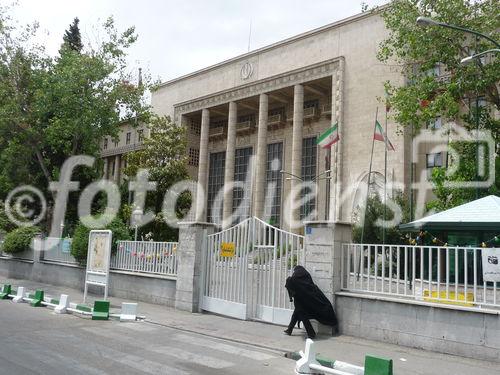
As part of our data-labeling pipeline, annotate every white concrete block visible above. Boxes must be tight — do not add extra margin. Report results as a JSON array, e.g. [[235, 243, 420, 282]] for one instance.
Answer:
[[13, 287, 24, 303], [120, 302, 138, 322], [54, 294, 69, 314]]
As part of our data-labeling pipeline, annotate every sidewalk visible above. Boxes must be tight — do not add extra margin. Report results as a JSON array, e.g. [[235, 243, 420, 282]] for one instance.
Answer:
[[1, 276, 498, 375]]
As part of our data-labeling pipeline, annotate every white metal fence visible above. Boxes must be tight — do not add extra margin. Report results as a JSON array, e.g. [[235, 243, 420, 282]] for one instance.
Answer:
[[342, 243, 500, 310], [110, 241, 178, 277], [41, 237, 77, 264]]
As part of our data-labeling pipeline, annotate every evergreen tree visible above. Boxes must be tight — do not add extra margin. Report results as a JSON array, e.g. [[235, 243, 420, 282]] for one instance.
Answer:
[[62, 17, 83, 53]]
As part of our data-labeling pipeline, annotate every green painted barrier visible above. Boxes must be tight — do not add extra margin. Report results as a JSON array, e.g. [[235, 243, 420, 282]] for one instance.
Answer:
[[92, 300, 110, 321], [30, 290, 44, 307], [0, 285, 11, 299], [76, 304, 92, 313], [365, 355, 393, 375]]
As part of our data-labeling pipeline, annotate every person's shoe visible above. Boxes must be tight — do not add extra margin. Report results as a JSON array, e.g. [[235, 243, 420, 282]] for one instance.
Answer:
[[283, 329, 292, 336]]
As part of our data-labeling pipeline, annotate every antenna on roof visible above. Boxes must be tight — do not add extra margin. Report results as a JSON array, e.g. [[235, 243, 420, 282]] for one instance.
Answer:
[[247, 19, 252, 52]]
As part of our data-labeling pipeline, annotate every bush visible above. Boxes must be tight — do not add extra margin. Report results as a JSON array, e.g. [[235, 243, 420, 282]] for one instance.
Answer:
[[2, 226, 40, 254], [71, 216, 131, 265]]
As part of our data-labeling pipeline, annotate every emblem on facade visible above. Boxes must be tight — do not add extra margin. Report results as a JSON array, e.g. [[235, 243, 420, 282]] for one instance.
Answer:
[[240, 62, 254, 80]]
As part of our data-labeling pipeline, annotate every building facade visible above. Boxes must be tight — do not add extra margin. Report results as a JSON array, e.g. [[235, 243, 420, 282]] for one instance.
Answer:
[[151, 10, 409, 231]]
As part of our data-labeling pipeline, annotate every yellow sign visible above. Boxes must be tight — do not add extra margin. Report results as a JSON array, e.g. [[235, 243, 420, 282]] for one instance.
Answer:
[[423, 290, 474, 307], [220, 242, 236, 257]]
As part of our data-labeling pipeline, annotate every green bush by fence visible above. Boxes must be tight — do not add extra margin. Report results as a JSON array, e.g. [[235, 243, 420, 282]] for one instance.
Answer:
[[2, 226, 40, 254]]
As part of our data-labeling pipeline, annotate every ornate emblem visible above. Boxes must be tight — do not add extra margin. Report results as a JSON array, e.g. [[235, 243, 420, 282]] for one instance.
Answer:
[[240, 62, 254, 80]]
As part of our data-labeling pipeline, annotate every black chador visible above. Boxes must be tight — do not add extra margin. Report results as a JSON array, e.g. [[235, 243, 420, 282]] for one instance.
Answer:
[[284, 265, 338, 338]]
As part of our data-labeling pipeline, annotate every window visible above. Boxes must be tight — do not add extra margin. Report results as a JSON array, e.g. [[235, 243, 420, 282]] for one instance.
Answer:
[[211, 120, 227, 129], [300, 137, 317, 220], [188, 148, 200, 167], [111, 160, 116, 176], [190, 120, 201, 135], [426, 153, 443, 168], [103, 138, 108, 150], [137, 129, 144, 143], [265, 143, 283, 227], [426, 117, 442, 130], [126, 132, 131, 145], [114, 139, 119, 147], [232, 147, 253, 222], [304, 100, 319, 110], [269, 107, 285, 117], [207, 152, 226, 224], [237, 114, 255, 124]]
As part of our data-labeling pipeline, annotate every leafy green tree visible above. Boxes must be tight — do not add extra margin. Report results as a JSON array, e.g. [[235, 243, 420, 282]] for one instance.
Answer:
[[124, 115, 190, 241], [353, 192, 412, 244], [2, 226, 40, 254], [377, 0, 499, 209], [0, 5, 151, 232]]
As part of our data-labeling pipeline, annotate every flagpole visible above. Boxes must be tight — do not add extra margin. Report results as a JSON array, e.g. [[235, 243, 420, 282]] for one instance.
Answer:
[[383, 107, 388, 245], [358, 108, 378, 280]]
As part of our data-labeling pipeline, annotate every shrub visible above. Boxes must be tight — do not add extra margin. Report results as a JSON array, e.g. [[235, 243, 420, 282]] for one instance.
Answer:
[[71, 216, 131, 265], [2, 226, 40, 254]]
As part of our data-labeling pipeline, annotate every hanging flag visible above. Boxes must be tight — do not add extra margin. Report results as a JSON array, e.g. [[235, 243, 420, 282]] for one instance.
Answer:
[[317, 123, 339, 149], [374, 120, 395, 151]]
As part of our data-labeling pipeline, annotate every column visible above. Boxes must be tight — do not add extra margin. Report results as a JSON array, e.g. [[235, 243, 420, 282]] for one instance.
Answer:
[[290, 84, 304, 231], [196, 109, 210, 222], [114, 154, 120, 183], [253, 93, 268, 219], [222, 101, 237, 229], [103, 158, 109, 179]]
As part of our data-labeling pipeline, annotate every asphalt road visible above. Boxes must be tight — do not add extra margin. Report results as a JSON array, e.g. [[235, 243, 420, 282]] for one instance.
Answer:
[[0, 302, 292, 375]]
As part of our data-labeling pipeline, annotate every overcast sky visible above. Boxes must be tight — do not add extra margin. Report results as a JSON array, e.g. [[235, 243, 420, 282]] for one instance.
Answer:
[[11, 0, 388, 83]]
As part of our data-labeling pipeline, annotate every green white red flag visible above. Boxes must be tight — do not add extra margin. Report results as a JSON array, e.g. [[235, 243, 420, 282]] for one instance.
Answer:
[[317, 123, 339, 149], [374, 120, 395, 151]]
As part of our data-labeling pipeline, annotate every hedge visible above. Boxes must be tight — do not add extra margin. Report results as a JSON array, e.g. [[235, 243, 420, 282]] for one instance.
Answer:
[[2, 226, 40, 254]]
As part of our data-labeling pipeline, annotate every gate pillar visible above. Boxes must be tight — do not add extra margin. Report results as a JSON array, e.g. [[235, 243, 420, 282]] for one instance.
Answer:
[[175, 222, 216, 313], [304, 221, 351, 304]]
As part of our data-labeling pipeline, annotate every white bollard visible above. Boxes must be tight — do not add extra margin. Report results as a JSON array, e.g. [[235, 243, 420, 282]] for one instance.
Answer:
[[295, 339, 321, 374], [54, 294, 69, 314], [120, 302, 138, 322], [13, 287, 24, 303]]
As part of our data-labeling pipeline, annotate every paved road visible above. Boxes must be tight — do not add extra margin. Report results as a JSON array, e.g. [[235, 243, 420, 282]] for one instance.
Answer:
[[0, 302, 292, 375]]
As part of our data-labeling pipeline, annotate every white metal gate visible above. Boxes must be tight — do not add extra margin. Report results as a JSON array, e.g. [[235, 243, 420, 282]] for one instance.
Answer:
[[201, 217, 305, 325]]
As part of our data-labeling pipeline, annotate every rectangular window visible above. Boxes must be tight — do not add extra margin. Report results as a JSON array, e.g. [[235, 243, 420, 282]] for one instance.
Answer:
[[304, 100, 319, 110], [232, 147, 253, 222], [207, 151, 226, 224], [237, 114, 255, 124], [114, 139, 119, 147], [265, 142, 283, 227], [190, 120, 201, 135], [137, 129, 144, 143], [103, 138, 108, 150], [426, 117, 442, 130], [426, 153, 443, 168], [126, 132, 131, 145], [300, 137, 317, 220], [188, 148, 200, 167]]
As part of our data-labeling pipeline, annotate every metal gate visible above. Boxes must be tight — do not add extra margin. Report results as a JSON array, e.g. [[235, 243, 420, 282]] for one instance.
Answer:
[[201, 217, 305, 325]]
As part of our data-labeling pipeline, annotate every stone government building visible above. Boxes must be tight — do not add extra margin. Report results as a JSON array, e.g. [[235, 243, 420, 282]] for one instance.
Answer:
[[103, 9, 411, 231]]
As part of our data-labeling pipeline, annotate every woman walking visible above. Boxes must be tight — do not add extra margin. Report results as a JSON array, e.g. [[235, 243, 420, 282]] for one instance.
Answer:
[[284, 265, 338, 339]]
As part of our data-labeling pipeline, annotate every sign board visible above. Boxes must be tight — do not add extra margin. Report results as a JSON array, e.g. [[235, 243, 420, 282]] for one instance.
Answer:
[[61, 238, 71, 254], [482, 248, 500, 282], [220, 242, 236, 257], [84, 230, 112, 302]]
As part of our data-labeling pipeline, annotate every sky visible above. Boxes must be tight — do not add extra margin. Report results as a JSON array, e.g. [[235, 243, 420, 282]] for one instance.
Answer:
[[9, 0, 388, 84]]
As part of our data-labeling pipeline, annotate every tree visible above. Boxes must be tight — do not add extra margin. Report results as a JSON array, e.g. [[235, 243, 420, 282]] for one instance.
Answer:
[[377, 0, 500, 209], [62, 17, 83, 53], [0, 5, 151, 232], [124, 115, 190, 241]]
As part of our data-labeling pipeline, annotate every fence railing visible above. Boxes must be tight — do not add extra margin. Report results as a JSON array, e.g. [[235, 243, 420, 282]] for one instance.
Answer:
[[41, 237, 77, 264], [110, 241, 178, 277], [342, 243, 500, 310]]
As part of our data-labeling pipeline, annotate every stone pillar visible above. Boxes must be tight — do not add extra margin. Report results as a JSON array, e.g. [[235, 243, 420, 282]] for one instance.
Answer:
[[175, 222, 215, 312], [290, 84, 304, 231], [304, 221, 351, 333], [114, 154, 120, 183], [253, 93, 268, 219], [103, 158, 109, 179], [196, 109, 210, 222], [222, 101, 237, 228]]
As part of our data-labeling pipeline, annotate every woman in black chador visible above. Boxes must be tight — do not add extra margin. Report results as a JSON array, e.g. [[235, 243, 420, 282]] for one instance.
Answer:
[[284, 265, 338, 339]]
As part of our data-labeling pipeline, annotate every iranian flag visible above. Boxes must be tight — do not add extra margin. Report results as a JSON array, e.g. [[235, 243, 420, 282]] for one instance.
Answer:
[[374, 120, 395, 151], [317, 123, 340, 149]]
